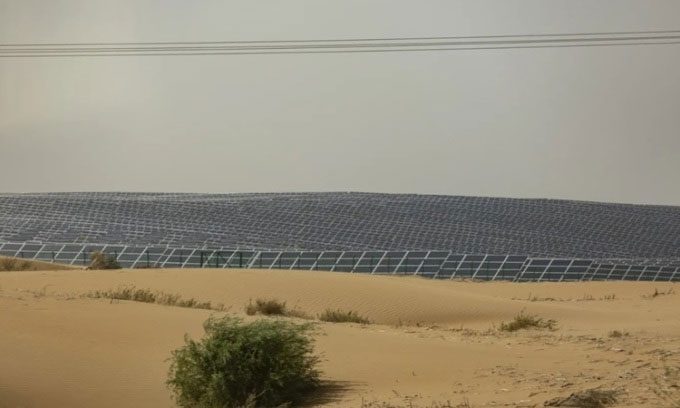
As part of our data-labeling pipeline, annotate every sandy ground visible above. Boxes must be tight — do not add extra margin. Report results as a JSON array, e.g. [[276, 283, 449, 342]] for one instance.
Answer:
[[1, 268, 680, 407]]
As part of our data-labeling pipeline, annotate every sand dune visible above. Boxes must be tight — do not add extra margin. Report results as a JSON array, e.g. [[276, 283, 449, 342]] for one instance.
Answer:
[[1, 268, 679, 407]]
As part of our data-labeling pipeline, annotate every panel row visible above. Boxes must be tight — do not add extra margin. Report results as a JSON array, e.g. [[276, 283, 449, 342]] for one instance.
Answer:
[[1, 242, 679, 282]]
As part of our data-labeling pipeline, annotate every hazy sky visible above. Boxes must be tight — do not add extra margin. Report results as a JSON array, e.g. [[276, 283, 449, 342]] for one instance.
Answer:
[[1, 1, 679, 205]]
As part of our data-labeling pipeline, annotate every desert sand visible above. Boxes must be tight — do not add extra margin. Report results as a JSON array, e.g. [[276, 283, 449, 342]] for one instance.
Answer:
[[1, 268, 679, 407]]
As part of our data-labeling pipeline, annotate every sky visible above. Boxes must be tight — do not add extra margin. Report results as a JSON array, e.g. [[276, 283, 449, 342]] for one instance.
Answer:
[[1, 0, 679, 205]]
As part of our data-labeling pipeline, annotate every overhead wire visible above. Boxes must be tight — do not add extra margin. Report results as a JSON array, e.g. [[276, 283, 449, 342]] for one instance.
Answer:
[[3, 29, 680, 46], [1, 30, 679, 57], [2, 41, 680, 58]]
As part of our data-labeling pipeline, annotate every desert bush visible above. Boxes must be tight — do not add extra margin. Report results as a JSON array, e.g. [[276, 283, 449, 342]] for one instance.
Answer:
[[89, 251, 121, 270], [319, 309, 370, 324], [168, 316, 320, 407], [499, 311, 557, 332]]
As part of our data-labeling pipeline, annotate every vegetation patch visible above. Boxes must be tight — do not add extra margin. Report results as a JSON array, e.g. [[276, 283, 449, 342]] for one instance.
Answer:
[[544, 388, 618, 407], [168, 316, 320, 407], [319, 309, 370, 324], [87, 285, 221, 310], [499, 311, 557, 332]]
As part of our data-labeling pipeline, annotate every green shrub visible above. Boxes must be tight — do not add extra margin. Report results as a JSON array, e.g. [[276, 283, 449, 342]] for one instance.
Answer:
[[168, 316, 320, 407], [499, 311, 557, 332], [319, 309, 370, 324], [89, 251, 121, 270]]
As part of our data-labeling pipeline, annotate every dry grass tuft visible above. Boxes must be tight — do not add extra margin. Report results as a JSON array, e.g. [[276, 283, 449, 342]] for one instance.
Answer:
[[608, 330, 629, 338], [544, 388, 618, 407], [643, 288, 675, 299], [244, 298, 312, 319], [87, 285, 221, 310], [0, 256, 75, 271], [319, 309, 370, 324], [517, 292, 618, 302], [245, 298, 287, 316], [360, 398, 472, 407], [0, 257, 32, 271], [499, 311, 557, 332]]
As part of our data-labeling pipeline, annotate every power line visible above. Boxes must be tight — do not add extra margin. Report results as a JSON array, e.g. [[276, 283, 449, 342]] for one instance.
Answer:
[[3, 29, 680, 46], [2, 41, 679, 58], [5, 33, 680, 53], [1, 30, 679, 57]]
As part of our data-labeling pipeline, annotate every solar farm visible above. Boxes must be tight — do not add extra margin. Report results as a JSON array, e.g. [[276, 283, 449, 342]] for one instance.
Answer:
[[1, 192, 679, 281]]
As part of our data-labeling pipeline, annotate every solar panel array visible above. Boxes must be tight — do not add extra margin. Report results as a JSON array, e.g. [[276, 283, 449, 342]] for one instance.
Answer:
[[1, 192, 679, 281], [1, 192, 680, 259], [1, 242, 678, 282]]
